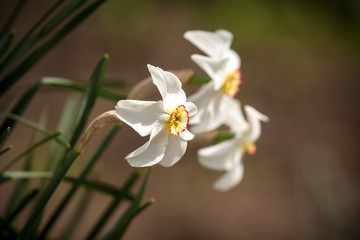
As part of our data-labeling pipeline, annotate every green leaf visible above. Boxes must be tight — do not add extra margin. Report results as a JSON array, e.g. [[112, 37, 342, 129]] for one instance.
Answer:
[[47, 93, 79, 171], [187, 75, 211, 84], [0, 127, 10, 150], [100, 169, 152, 240], [41, 77, 126, 101], [6, 189, 39, 223], [69, 54, 108, 147], [63, 177, 134, 199], [0, 0, 27, 37], [60, 189, 92, 239], [1, 131, 62, 173], [213, 131, 235, 143], [0, 171, 52, 183], [0, 0, 82, 75], [0, 82, 41, 134], [0, 0, 107, 97], [38, 125, 120, 239], [18, 55, 108, 239], [86, 170, 141, 240], [0, 112, 69, 148], [0, 30, 15, 60], [0, 145, 12, 156]]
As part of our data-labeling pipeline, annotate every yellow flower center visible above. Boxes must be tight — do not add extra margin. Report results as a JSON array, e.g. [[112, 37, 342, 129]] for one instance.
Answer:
[[168, 105, 189, 136], [223, 69, 242, 98], [244, 142, 256, 155]]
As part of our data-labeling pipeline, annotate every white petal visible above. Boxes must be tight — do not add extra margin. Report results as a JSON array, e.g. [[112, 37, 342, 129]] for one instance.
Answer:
[[213, 163, 244, 191], [191, 54, 229, 91], [158, 135, 187, 167], [126, 126, 169, 167], [147, 64, 186, 111], [222, 97, 247, 133], [116, 100, 166, 137], [184, 29, 233, 58], [190, 93, 224, 134], [198, 139, 242, 171], [188, 82, 216, 125], [244, 105, 269, 142], [184, 102, 197, 117], [226, 49, 241, 71], [179, 129, 194, 141]]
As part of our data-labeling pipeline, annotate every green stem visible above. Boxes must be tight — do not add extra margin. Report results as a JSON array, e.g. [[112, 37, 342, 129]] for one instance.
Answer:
[[38, 125, 120, 239], [86, 170, 141, 240]]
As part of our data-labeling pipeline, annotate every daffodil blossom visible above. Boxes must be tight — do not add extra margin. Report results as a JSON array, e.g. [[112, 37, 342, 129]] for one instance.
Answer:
[[184, 29, 242, 133], [116, 64, 197, 167], [198, 103, 268, 191]]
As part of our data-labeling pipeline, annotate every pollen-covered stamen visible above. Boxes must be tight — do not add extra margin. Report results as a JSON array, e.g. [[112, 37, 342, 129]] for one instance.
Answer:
[[244, 142, 256, 155], [223, 69, 242, 98], [168, 105, 189, 136]]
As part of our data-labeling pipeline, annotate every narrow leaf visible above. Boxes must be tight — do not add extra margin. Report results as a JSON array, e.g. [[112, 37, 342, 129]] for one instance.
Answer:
[[0, 0, 82, 75], [0, 0, 28, 37], [214, 131, 235, 143], [187, 75, 211, 84], [0, 145, 12, 156], [6, 189, 39, 222], [64, 177, 134, 199], [0, 82, 41, 134], [18, 55, 107, 239], [101, 169, 152, 240], [41, 77, 126, 101], [0, 0, 107, 96], [0, 171, 52, 183], [0, 30, 15, 60], [69, 53, 108, 147], [0, 112, 69, 148], [0, 127, 11, 150], [38, 125, 120, 239], [86, 170, 141, 240]]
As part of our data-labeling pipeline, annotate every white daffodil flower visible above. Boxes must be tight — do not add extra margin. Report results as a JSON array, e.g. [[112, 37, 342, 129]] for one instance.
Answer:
[[116, 64, 197, 168], [198, 104, 268, 191], [184, 29, 242, 133]]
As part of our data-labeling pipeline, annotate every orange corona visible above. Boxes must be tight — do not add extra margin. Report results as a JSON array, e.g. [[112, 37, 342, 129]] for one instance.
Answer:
[[223, 69, 242, 98], [168, 105, 189, 136]]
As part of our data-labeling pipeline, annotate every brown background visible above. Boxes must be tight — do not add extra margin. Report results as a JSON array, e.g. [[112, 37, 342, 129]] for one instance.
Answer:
[[0, 0, 359, 239]]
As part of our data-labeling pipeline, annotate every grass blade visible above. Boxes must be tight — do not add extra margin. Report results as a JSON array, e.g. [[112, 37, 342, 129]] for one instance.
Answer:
[[100, 169, 152, 240], [47, 93, 79, 171], [213, 131, 235, 143], [0, 82, 40, 134], [18, 55, 108, 239], [60, 189, 92, 239], [0, 0, 107, 96], [0, 111, 69, 148], [0, 0, 28, 37], [41, 77, 126, 101], [0, 171, 52, 183], [0, 146, 12, 156], [1, 131, 62, 172], [0, 0, 82, 75], [38, 125, 120, 239], [63, 177, 134, 199], [0, 30, 15, 60], [187, 75, 211, 84], [0, 127, 11, 150], [6, 189, 39, 222], [68, 54, 108, 147], [86, 170, 141, 240]]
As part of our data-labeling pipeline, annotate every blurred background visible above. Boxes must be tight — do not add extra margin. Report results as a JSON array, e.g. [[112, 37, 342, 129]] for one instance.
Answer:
[[1, 0, 360, 239]]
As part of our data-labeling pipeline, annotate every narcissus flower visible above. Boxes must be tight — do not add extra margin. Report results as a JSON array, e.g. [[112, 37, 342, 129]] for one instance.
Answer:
[[116, 64, 197, 167], [184, 29, 242, 133], [198, 104, 268, 191]]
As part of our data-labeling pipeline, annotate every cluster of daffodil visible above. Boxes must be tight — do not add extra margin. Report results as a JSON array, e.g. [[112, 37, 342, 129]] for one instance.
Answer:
[[114, 29, 268, 191]]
